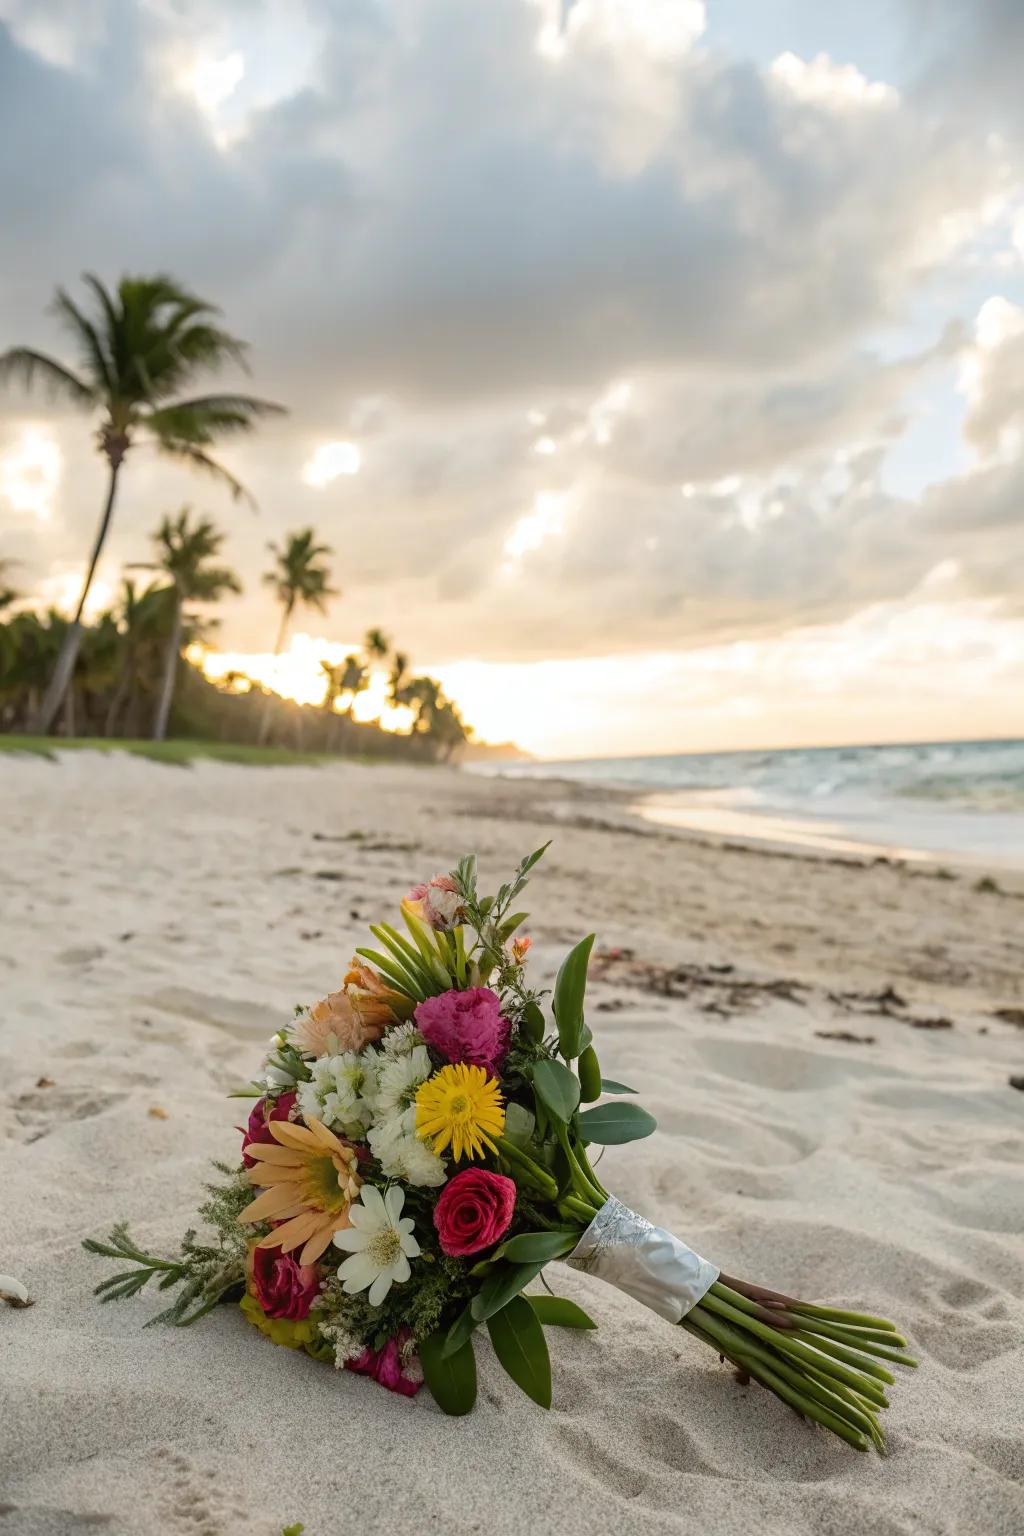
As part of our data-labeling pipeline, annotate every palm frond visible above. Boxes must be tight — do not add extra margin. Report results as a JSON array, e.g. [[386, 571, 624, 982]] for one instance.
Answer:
[[151, 438, 253, 505], [0, 347, 94, 405], [145, 394, 285, 444], [52, 285, 114, 391]]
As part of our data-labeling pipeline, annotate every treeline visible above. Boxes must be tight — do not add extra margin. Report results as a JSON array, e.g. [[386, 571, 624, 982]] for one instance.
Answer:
[[0, 273, 469, 762], [0, 526, 469, 760]]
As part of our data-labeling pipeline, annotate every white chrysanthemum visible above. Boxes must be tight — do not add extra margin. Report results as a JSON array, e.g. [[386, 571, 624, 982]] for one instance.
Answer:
[[379, 1022, 425, 1059], [333, 1185, 421, 1307], [367, 1117, 448, 1188], [372, 1045, 434, 1134], [297, 1052, 372, 1137]]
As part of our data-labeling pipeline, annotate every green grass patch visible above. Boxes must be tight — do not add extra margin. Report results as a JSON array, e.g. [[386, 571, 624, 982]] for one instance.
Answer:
[[0, 735, 335, 767]]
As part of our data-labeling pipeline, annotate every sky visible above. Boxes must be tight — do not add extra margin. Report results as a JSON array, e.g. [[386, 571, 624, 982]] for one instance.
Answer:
[[1, 0, 1024, 759]]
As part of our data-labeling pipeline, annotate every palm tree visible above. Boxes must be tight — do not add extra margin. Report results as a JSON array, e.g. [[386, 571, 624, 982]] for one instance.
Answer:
[[0, 273, 284, 734], [363, 627, 390, 663], [0, 559, 19, 613], [148, 508, 241, 741], [259, 528, 336, 742], [103, 578, 170, 737], [387, 649, 410, 705]]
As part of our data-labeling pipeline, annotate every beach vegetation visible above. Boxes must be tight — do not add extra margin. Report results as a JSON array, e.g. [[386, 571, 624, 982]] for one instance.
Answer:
[[0, 273, 284, 734]]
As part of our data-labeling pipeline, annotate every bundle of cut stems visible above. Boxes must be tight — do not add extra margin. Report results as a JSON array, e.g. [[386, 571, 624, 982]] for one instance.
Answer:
[[680, 1274, 916, 1452]]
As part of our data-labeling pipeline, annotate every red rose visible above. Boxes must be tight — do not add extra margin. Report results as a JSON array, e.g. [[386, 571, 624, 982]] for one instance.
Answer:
[[248, 1244, 320, 1320], [241, 1091, 296, 1168], [433, 1168, 517, 1257]]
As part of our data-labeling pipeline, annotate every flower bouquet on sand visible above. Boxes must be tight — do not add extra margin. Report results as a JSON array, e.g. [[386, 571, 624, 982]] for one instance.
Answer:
[[86, 847, 915, 1451]]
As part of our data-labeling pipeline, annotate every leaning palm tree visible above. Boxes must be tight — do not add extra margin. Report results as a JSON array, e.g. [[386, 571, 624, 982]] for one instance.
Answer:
[[259, 529, 336, 742], [148, 509, 241, 741], [0, 273, 284, 733]]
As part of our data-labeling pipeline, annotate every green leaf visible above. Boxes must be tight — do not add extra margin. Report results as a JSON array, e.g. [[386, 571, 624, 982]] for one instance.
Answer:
[[532, 1058, 581, 1123], [419, 1331, 478, 1416], [577, 1101, 657, 1145], [600, 1078, 637, 1094], [496, 1230, 578, 1263], [521, 1000, 546, 1044], [496, 911, 529, 941], [441, 1302, 479, 1358], [503, 1101, 536, 1149], [486, 1296, 552, 1409], [470, 1262, 545, 1323], [528, 1296, 598, 1330], [553, 934, 595, 1060]]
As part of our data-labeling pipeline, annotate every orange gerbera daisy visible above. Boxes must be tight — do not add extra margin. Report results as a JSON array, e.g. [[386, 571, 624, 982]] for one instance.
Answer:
[[238, 1116, 361, 1265]]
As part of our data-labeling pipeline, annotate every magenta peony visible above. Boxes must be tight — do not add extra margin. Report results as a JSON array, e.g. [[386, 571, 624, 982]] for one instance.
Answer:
[[241, 1091, 296, 1168], [346, 1331, 421, 1396], [414, 987, 510, 1076], [248, 1243, 320, 1320], [433, 1168, 517, 1257]]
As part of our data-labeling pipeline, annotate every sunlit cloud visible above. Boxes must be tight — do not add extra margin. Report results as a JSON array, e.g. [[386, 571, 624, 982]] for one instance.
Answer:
[[770, 52, 898, 111], [185, 51, 245, 117], [502, 490, 569, 567], [0, 426, 62, 521], [302, 441, 362, 487], [534, 0, 706, 62], [37, 567, 114, 621]]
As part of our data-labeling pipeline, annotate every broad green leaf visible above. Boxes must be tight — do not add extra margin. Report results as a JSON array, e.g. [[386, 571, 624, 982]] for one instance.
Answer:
[[471, 1261, 545, 1323], [600, 1078, 637, 1094], [532, 1058, 580, 1123], [521, 1000, 545, 1043], [486, 1296, 552, 1409], [419, 1331, 477, 1415], [553, 934, 595, 1060], [577, 1101, 657, 1144], [503, 1101, 536, 1149], [528, 1296, 598, 1330], [441, 1302, 479, 1358], [496, 1230, 578, 1263]]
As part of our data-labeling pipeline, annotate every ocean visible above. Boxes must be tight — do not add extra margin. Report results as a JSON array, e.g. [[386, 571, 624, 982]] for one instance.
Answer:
[[470, 738, 1024, 867]]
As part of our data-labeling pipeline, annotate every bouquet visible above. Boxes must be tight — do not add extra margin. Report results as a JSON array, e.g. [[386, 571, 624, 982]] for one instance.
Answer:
[[85, 846, 915, 1451]]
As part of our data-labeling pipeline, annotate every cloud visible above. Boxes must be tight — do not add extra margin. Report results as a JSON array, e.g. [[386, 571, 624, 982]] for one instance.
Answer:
[[0, 0, 1022, 689]]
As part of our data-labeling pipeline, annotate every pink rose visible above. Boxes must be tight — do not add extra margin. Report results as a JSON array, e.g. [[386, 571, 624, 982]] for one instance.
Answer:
[[433, 1168, 517, 1257], [241, 1091, 296, 1168], [414, 987, 510, 1076], [347, 1330, 421, 1396], [248, 1244, 320, 1320], [405, 874, 463, 930]]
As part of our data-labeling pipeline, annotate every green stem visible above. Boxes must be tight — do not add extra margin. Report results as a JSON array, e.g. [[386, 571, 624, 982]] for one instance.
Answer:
[[556, 1126, 605, 1209], [575, 1142, 610, 1203], [698, 1292, 889, 1402], [493, 1137, 559, 1200]]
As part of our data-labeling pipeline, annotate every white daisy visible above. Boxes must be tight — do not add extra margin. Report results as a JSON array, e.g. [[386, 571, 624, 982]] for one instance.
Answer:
[[379, 1022, 425, 1059], [333, 1186, 420, 1307], [371, 1045, 434, 1134]]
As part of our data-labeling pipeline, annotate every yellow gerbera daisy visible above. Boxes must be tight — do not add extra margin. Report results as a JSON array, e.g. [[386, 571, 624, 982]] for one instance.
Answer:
[[238, 1116, 361, 1266], [415, 1063, 505, 1162]]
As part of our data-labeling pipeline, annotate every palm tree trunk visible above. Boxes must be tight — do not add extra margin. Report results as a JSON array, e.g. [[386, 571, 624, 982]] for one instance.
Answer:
[[152, 594, 183, 742], [31, 460, 122, 735], [104, 646, 134, 737], [257, 599, 293, 746]]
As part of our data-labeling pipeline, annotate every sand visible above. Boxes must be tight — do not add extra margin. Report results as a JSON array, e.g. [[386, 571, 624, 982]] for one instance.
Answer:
[[1, 750, 1022, 1536]]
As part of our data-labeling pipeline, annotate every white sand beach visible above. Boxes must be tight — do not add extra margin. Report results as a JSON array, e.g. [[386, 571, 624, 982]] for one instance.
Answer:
[[2, 751, 1023, 1536]]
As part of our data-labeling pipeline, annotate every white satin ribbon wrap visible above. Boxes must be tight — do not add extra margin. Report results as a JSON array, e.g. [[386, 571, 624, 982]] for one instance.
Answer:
[[565, 1197, 719, 1323]]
